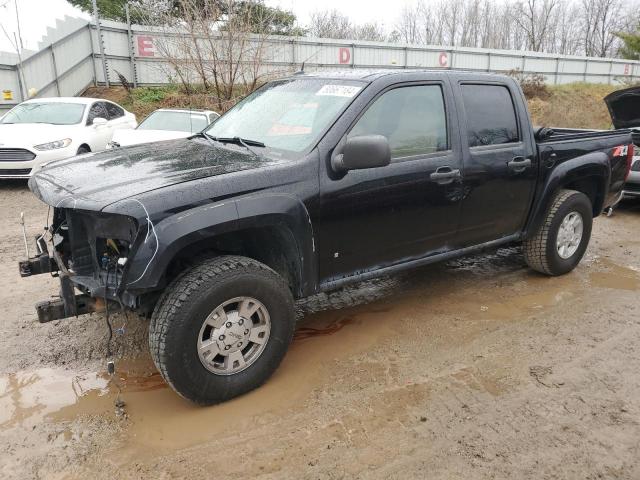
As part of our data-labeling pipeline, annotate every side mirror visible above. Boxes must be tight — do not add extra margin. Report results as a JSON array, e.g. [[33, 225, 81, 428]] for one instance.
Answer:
[[92, 117, 108, 127], [332, 134, 391, 172]]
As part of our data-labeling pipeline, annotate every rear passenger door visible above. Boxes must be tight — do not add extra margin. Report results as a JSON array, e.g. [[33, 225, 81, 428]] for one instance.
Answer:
[[454, 81, 537, 246]]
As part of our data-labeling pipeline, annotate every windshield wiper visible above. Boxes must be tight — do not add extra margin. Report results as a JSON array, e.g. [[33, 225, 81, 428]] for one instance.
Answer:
[[198, 131, 217, 147], [205, 135, 265, 159]]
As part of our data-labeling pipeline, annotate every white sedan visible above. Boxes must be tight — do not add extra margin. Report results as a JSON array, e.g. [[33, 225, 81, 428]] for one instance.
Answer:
[[0, 97, 136, 179], [109, 108, 219, 148]]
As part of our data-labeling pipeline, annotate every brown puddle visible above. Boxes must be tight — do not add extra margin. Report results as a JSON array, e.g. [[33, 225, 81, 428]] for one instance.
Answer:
[[0, 303, 398, 455], [589, 259, 640, 291]]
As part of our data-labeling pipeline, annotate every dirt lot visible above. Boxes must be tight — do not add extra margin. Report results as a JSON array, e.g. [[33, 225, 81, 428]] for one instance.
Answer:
[[1, 180, 640, 479]]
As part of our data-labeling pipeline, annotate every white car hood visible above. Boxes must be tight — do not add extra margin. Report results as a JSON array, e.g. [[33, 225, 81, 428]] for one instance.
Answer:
[[112, 129, 191, 147], [0, 123, 81, 149]]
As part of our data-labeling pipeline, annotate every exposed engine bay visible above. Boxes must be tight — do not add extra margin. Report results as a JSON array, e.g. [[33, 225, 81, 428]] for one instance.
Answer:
[[20, 208, 140, 322]]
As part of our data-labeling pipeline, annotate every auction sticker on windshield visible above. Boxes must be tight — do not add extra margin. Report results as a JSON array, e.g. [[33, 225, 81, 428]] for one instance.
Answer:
[[316, 85, 362, 97]]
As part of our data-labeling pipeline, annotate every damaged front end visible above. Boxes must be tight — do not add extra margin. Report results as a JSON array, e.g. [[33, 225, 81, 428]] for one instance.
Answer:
[[19, 207, 140, 323]]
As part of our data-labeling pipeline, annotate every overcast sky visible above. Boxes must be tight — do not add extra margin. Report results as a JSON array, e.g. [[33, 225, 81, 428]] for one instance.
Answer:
[[0, 0, 403, 53]]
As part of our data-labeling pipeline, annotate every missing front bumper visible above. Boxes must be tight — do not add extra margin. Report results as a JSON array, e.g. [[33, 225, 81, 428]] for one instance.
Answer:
[[35, 293, 108, 323]]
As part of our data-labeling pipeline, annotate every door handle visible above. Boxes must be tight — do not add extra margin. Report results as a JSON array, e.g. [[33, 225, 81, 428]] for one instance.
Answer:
[[507, 157, 532, 172], [430, 166, 461, 184]]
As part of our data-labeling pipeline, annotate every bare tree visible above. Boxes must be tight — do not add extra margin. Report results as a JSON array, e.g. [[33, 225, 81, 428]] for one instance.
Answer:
[[137, 0, 288, 111], [307, 9, 353, 39], [513, 0, 559, 51], [354, 22, 387, 42], [581, 0, 626, 56]]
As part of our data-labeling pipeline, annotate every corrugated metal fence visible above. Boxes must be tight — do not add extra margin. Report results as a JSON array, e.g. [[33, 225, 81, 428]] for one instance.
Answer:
[[2, 17, 640, 111]]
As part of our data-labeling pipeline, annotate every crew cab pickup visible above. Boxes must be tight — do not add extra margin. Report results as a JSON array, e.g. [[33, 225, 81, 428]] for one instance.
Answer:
[[20, 70, 634, 404]]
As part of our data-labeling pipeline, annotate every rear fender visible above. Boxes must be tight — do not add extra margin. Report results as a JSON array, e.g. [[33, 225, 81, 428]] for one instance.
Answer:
[[524, 152, 610, 238]]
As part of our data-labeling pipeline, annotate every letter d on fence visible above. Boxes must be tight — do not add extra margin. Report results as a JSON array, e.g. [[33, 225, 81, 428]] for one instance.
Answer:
[[339, 47, 351, 65]]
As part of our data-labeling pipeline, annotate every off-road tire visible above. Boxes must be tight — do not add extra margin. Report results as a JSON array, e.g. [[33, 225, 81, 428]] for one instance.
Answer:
[[524, 189, 593, 276], [149, 256, 296, 405]]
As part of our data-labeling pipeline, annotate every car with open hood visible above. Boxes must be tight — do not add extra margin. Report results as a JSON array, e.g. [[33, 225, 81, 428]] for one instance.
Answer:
[[605, 86, 640, 199]]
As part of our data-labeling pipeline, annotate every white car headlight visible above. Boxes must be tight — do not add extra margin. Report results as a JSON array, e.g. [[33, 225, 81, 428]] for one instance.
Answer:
[[33, 138, 72, 151]]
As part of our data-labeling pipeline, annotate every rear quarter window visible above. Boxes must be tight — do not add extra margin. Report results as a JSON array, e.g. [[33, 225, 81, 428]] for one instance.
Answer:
[[105, 102, 125, 119], [461, 84, 519, 147]]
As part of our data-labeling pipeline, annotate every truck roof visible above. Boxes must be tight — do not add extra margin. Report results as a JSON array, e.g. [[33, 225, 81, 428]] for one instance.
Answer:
[[289, 68, 511, 82]]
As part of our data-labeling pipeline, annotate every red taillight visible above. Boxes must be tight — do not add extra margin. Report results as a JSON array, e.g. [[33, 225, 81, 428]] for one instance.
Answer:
[[626, 143, 634, 181]]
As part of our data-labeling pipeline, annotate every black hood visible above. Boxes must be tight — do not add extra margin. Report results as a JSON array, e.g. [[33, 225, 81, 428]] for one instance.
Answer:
[[29, 137, 282, 211], [605, 86, 640, 130]]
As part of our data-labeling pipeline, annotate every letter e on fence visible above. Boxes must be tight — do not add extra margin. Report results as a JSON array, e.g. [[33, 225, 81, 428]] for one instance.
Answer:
[[137, 36, 155, 57], [624, 64, 630, 75], [339, 47, 351, 64]]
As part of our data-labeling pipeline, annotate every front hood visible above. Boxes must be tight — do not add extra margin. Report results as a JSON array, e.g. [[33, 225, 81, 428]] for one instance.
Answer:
[[605, 87, 640, 130], [0, 123, 79, 147], [29, 137, 281, 211], [112, 129, 190, 146]]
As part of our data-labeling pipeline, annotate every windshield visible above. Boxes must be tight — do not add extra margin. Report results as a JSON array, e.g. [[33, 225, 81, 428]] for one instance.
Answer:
[[1, 102, 85, 125], [138, 110, 209, 133], [205, 78, 365, 152]]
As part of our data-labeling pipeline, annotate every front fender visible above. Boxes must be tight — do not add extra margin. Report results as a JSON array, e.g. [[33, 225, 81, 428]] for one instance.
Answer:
[[123, 193, 316, 296], [524, 151, 610, 238]]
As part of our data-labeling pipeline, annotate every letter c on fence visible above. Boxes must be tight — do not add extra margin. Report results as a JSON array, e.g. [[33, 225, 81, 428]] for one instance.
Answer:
[[138, 36, 155, 57], [438, 52, 448, 67], [339, 47, 351, 64]]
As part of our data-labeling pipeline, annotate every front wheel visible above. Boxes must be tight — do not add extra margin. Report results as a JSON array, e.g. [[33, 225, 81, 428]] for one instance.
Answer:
[[149, 256, 296, 405], [524, 189, 593, 276]]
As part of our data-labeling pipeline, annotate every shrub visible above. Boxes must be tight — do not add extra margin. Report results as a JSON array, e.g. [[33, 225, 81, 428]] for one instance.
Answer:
[[507, 69, 550, 100]]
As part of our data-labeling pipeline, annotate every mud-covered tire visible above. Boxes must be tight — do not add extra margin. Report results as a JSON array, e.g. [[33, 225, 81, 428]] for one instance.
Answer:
[[149, 256, 295, 405], [524, 189, 593, 276]]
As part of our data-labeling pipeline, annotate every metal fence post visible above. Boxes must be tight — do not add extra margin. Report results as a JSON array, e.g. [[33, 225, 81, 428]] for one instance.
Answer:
[[583, 59, 588, 82], [554, 57, 560, 85], [91, 0, 110, 87], [125, 3, 137, 87], [608, 60, 614, 85], [50, 46, 61, 95], [291, 37, 296, 70]]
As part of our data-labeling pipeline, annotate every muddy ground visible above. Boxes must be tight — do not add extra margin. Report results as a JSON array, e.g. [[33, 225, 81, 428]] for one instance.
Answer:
[[1, 180, 640, 480]]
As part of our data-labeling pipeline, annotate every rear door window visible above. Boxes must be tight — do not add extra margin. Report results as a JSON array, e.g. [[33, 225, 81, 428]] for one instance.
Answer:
[[461, 84, 519, 147], [349, 85, 448, 158]]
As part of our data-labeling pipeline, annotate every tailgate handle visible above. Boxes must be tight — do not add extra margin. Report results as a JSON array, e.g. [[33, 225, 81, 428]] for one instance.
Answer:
[[430, 166, 461, 184], [508, 157, 532, 172]]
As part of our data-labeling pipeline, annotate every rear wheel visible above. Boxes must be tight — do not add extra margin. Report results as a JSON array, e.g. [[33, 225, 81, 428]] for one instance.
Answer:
[[149, 256, 295, 405], [524, 189, 593, 276]]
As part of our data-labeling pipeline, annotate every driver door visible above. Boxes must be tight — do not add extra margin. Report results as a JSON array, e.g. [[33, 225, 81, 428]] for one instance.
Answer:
[[317, 82, 463, 283]]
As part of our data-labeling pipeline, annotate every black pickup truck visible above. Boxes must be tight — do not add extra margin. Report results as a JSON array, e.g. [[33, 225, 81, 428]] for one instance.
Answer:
[[21, 70, 634, 404]]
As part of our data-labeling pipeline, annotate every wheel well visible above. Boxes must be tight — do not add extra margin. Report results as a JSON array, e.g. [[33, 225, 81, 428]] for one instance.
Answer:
[[563, 175, 603, 216], [78, 143, 91, 152], [165, 226, 303, 297]]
